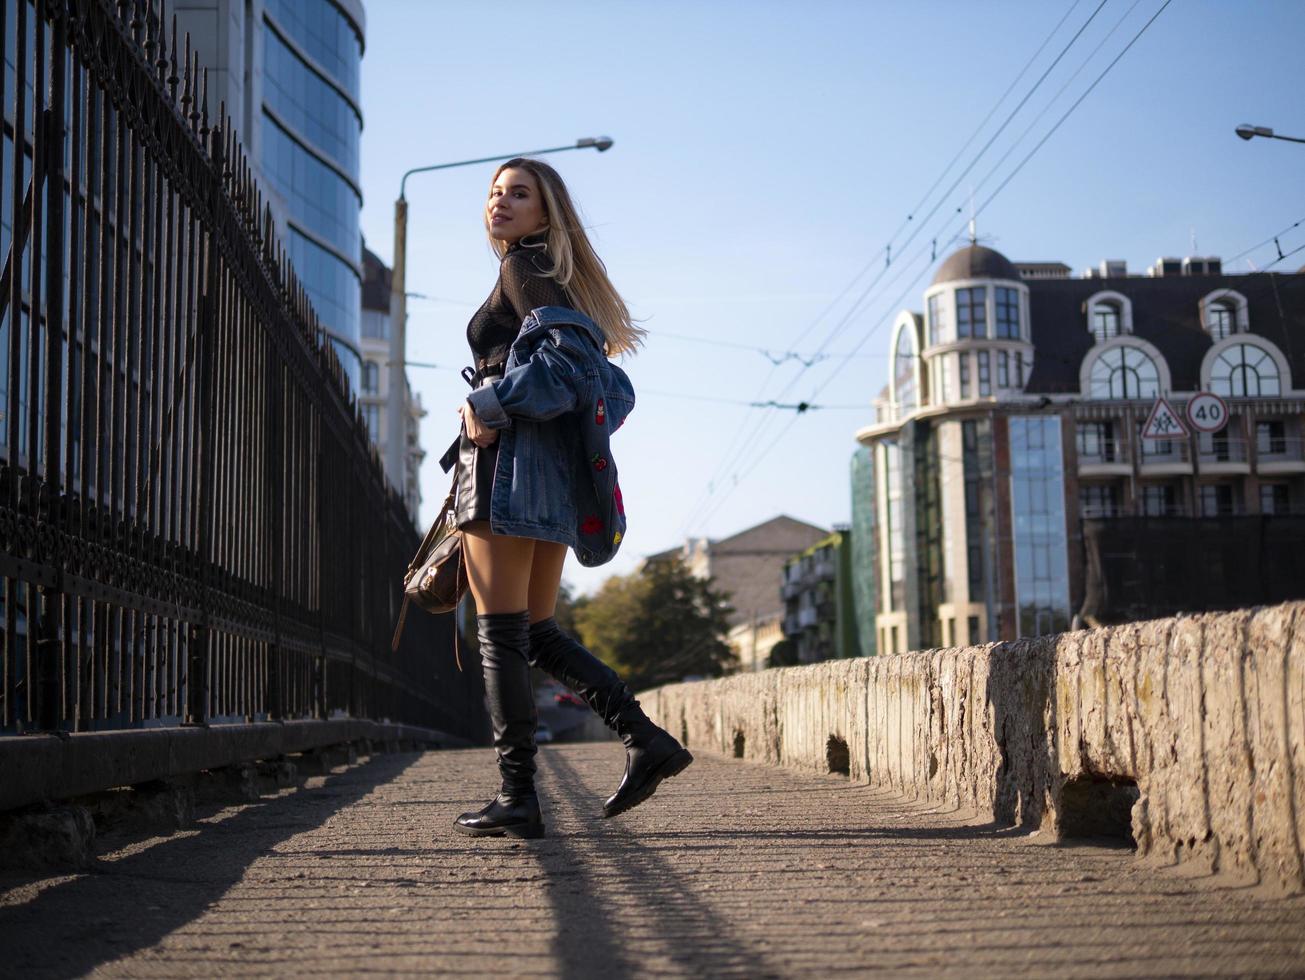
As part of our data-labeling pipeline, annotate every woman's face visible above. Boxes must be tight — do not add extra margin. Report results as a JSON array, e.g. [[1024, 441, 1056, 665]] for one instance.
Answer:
[[487, 167, 548, 242]]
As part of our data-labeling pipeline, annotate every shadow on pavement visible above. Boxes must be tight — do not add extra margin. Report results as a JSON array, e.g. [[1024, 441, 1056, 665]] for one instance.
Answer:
[[0, 752, 421, 979], [538, 749, 778, 979]]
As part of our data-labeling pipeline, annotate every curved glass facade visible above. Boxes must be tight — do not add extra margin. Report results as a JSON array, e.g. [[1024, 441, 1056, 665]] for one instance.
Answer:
[[264, 0, 361, 103], [263, 28, 361, 174], [260, 0, 363, 394], [290, 229, 362, 387], [262, 114, 360, 259]]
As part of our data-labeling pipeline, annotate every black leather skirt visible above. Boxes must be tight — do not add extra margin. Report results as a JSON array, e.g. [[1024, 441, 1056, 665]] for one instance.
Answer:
[[451, 360, 505, 529], [453, 431, 497, 528]]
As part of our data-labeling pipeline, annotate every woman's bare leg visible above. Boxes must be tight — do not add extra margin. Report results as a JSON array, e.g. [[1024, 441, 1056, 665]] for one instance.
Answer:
[[527, 540, 569, 624], [461, 521, 536, 613]]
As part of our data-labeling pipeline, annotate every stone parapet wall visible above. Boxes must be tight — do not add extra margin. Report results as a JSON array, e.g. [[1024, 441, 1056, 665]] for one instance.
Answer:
[[640, 602, 1305, 894]]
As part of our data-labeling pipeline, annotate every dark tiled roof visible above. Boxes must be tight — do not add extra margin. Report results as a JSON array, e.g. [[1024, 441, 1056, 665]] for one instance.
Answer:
[[1024, 272, 1305, 394], [362, 247, 392, 313], [932, 245, 1020, 286]]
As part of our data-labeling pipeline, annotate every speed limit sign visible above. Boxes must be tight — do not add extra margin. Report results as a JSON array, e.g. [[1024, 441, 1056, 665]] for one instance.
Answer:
[[1186, 392, 1229, 433]]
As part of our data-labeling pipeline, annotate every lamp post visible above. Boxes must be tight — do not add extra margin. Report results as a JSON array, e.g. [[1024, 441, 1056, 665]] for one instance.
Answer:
[[385, 138, 613, 497], [1235, 124, 1305, 145]]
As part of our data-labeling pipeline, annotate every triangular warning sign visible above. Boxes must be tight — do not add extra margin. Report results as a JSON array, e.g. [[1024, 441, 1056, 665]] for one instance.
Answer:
[[1141, 397, 1189, 439]]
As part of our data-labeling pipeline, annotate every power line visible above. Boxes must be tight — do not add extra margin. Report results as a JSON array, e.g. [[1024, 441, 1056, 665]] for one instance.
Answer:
[[879, 0, 1088, 251], [684, 0, 1177, 535], [1226, 216, 1305, 267], [652, 329, 883, 364], [973, 0, 1175, 218]]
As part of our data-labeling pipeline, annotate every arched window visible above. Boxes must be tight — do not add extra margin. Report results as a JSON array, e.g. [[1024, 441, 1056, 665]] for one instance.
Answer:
[[1200, 289, 1249, 340], [1091, 302, 1121, 344], [1209, 343, 1281, 397], [1206, 302, 1236, 341], [1087, 345, 1160, 399], [362, 360, 380, 394], [892, 321, 919, 413], [1085, 290, 1132, 345]]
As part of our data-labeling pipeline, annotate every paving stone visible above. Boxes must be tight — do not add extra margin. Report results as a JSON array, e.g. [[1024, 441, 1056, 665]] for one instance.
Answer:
[[3, 744, 1304, 976]]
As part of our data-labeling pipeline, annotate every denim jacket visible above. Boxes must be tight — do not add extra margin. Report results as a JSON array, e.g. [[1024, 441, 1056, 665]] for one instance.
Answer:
[[463, 306, 634, 567]]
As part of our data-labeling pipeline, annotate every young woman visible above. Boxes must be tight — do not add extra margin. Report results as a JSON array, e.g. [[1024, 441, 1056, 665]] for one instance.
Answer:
[[451, 157, 692, 840]]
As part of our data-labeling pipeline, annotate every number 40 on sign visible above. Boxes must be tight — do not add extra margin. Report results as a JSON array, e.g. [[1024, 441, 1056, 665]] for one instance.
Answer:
[[1186, 391, 1228, 434]]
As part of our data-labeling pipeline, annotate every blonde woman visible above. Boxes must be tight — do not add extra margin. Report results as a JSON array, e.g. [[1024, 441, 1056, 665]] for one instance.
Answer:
[[450, 158, 692, 839]]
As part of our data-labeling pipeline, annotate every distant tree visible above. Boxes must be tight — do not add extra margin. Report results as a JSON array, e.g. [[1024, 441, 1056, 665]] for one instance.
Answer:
[[576, 556, 735, 690]]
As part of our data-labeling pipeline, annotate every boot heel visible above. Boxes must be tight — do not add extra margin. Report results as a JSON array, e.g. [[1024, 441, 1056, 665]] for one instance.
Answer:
[[505, 822, 546, 840]]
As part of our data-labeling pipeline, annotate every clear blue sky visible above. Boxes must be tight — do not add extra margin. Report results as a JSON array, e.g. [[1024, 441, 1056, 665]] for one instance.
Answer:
[[358, 0, 1305, 595]]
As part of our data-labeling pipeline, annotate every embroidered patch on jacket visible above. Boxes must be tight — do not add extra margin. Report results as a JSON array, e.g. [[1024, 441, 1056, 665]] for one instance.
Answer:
[[591, 453, 608, 472], [613, 531, 622, 546], [595, 399, 606, 425], [580, 515, 604, 535]]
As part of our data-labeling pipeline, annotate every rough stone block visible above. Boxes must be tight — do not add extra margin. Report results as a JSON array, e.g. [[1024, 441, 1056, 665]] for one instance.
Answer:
[[0, 805, 96, 870]]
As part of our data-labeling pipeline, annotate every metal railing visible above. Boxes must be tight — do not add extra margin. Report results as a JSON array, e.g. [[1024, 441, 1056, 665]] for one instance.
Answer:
[[1197, 436, 1249, 464], [1138, 439, 1191, 464], [1076, 439, 1121, 465], [1257, 435, 1305, 462], [0, 1, 484, 742]]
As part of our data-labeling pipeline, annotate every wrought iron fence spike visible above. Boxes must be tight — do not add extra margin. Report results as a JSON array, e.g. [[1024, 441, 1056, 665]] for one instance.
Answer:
[[199, 67, 210, 137], [168, 16, 179, 96], [188, 52, 201, 127], [180, 33, 192, 107]]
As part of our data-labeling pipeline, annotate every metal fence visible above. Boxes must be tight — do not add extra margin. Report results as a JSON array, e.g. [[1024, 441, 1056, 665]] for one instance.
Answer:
[[0, 0, 484, 742]]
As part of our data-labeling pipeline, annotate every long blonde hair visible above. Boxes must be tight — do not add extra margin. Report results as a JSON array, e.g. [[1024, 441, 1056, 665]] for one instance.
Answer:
[[485, 157, 645, 356]]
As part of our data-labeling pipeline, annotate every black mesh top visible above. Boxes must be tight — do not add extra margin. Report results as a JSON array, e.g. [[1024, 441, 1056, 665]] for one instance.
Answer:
[[467, 232, 573, 366]]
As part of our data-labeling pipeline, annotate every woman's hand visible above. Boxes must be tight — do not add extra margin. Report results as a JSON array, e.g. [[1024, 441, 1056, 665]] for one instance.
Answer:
[[459, 401, 498, 447]]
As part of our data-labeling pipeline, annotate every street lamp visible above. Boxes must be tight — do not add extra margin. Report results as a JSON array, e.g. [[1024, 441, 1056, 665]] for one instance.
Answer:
[[385, 137, 613, 492], [1235, 123, 1305, 145]]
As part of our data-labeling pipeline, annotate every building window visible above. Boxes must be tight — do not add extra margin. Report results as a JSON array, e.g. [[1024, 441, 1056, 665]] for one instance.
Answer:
[[958, 353, 971, 398], [892, 323, 919, 414], [997, 350, 1009, 388], [1079, 484, 1119, 518], [956, 286, 987, 339], [1261, 483, 1291, 515], [1090, 302, 1122, 344], [1210, 343, 1281, 397], [1076, 421, 1116, 462], [1207, 303, 1236, 341], [977, 351, 991, 397], [363, 404, 381, 440], [967, 615, 981, 645], [1256, 420, 1287, 456], [939, 356, 953, 402], [1087, 345, 1160, 399], [885, 442, 905, 611], [1009, 417, 1071, 638], [1199, 484, 1236, 517], [995, 287, 1020, 339], [1140, 484, 1178, 516], [927, 293, 946, 346], [361, 360, 380, 394]]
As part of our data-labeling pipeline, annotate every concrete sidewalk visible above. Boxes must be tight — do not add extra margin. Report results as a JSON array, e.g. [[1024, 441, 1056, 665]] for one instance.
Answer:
[[3, 743, 1304, 977]]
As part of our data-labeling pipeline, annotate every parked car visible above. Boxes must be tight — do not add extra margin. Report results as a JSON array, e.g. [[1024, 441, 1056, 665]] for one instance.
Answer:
[[554, 691, 586, 709], [536, 722, 554, 744]]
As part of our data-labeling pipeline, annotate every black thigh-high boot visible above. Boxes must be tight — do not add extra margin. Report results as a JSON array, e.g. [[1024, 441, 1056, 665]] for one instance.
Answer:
[[455, 610, 545, 839], [528, 617, 693, 818]]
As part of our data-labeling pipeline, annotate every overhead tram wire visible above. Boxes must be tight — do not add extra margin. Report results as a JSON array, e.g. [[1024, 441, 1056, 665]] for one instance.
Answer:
[[878, 0, 1088, 252], [969, 0, 1147, 200], [804, 0, 1176, 411], [677, 3, 1110, 535], [689, 0, 1176, 533], [972, 0, 1175, 219], [1225, 216, 1305, 269]]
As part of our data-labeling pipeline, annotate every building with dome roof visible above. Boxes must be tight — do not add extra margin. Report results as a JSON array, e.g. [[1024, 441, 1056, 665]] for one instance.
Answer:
[[854, 244, 1305, 655]]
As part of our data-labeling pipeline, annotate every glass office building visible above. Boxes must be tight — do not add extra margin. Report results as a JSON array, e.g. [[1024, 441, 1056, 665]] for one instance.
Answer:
[[260, 0, 365, 391]]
